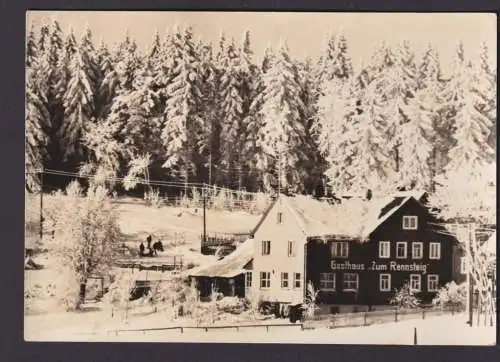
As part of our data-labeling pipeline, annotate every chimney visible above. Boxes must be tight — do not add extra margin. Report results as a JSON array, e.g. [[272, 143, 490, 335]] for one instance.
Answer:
[[366, 189, 373, 201]]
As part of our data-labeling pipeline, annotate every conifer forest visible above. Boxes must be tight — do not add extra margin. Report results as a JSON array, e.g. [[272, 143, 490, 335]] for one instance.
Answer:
[[25, 20, 497, 197]]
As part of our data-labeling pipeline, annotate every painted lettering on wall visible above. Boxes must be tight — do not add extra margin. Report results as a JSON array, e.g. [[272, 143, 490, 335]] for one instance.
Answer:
[[331, 261, 365, 271], [331, 261, 429, 275]]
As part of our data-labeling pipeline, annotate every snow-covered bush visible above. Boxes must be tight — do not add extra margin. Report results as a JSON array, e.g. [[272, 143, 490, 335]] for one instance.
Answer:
[[47, 181, 121, 310], [144, 187, 162, 208], [432, 281, 467, 310], [102, 270, 136, 310], [302, 281, 320, 320], [390, 282, 421, 309]]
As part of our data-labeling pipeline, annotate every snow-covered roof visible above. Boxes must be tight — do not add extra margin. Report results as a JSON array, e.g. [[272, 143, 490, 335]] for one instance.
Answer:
[[289, 194, 415, 240], [130, 270, 176, 281], [252, 192, 426, 241], [189, 239, 253, 278]]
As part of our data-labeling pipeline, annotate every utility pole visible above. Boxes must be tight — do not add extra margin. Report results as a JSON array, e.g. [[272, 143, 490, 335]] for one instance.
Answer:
[[39, 167, 44, 243], [278, 151, 282, 197], [203, 185, 207, 249], [208, 152, 212, 187], [466, 223, 474, 326]]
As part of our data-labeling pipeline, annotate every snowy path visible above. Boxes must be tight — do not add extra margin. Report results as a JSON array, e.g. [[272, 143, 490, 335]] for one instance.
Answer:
[[25, 312, 495, 345]]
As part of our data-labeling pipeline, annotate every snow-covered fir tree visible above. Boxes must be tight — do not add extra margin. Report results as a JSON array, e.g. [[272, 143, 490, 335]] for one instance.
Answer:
[[445, 42, 495, 173], [317, 78, 357, 194], [238, 30, 262, 190], [257, 41, 307, 192], [218, 38, 246, 188], [161, 26, 204, 181], [243, 45, 273, 191], [415, 44, 451, 190], [24, 24, 495, 198], [37, 20, 68, 170], [396, 41, 435, 190], [79, 26, 101, 111], [114, 31, 143, 92], [96, 39, 119, 119], [25, 43, 49, 190], [64, 27, 77, 62], [297, 57, 325, 195], [319, 33, 353, 84], [26, 24, 38, 68], [60, 46, 95, 161], [476, 42, 497, 152]]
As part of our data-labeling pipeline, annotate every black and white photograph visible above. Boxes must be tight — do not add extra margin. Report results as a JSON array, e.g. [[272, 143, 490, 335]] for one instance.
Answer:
[[24, 11, 496, 344]]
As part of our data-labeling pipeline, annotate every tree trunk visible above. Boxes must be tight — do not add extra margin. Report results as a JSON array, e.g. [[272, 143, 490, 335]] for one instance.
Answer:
[[79, 282, 87, 306]]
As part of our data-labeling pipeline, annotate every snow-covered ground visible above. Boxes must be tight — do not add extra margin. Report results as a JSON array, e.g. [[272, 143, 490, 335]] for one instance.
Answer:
[[25, 196, 262, 315], [25, 312, 495, 345]]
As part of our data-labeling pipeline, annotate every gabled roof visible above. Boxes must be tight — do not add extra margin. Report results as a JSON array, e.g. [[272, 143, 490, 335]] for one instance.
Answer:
[[250, 197, 279, 237], [251, 191, 429, 241], [189, 239, 253, 278]]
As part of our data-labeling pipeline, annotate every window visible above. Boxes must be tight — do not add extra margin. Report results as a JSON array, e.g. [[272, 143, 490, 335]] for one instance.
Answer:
[[288, 241, 296, 257], [403, 215, 418, 230], [319, 273, 336, 291], [343, 273, 359, 291], [245, 271, 252, 288], [396, 242, 408, 259], [412, 242, 423, 259], [293, 273, 301, 288], [331, 241, 349, 258], [281, 272, 289, 288], [460, 257, 468, 274], [410, 274, 421, 292], [260, 272, 270, 289], [427, 275, 439, 292], [277, 212, 283, 224], [379, 274, 391, 292], [379, 241, 390, 258], [261, 240, 271, 255], [429, 242, 441, 259]]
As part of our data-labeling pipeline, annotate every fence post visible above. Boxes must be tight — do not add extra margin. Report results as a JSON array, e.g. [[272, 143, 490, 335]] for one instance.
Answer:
[[266, 325, 269, 332], [395, 309, 398, 322], [413, 327, 418, 345], [422, 309, 425, 320], [364, 312, 367, 326]]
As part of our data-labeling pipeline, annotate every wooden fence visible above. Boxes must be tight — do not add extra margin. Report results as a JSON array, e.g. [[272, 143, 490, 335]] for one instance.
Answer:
[[303, 306, 459, 330], [115, 255, 184, 272], [200, 232, 250, 255], [107, 307, 458, 337], [108, 323, 302, 336]]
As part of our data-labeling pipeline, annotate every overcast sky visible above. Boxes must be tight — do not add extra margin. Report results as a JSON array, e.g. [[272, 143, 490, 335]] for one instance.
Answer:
[[27, 11, 496, 72]]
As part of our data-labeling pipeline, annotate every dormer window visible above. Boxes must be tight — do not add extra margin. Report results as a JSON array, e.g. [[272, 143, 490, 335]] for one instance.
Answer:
[[277, 212, 283, 224], [402, 215, 418, 230]]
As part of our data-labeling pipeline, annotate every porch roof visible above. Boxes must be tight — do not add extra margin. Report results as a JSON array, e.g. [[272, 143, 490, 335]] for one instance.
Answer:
[[189, 239, 253, 278]]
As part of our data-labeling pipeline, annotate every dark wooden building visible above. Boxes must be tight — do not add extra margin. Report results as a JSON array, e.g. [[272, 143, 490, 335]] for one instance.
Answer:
[[306, 194, 462, 312], [247, 191, 464, 313]]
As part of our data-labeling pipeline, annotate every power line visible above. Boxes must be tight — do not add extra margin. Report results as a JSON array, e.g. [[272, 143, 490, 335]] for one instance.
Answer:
[[27, 167, 270, 198], [39, 168, 206, 188]]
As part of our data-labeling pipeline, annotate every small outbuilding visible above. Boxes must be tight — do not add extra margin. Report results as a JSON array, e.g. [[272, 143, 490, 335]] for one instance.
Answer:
[[189, 239, 253, 299]]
